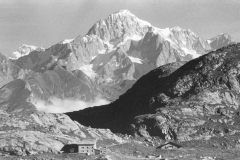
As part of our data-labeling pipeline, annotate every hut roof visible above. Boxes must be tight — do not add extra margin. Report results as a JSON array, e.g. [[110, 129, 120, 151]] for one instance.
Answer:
[[157, 142, 182, 149], [78, 140, 96, 144], [77, 144, 94, 146]]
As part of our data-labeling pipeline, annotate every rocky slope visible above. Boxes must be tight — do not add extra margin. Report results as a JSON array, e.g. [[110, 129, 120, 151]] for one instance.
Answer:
[[0, 109, 126, 156], [0, 52, 30, 89], [67, 43, 240, 142], [9, 10, 232, 102], [0, 65, 105, 114], [0, 51, 103, 114], [27, 66, 101, 102], [0, 79, 36, 114], [0, 53, 126, 156]]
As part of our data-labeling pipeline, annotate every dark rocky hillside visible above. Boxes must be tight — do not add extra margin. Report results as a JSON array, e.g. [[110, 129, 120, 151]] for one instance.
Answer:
[[67, 43, 240, 142]]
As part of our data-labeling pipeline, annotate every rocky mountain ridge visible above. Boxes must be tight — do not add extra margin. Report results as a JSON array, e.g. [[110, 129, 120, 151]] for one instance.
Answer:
[[67, 43, 240, 143]]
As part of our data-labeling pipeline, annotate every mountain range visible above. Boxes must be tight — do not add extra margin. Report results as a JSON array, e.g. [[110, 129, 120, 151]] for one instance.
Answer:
[[1, 10, 232, 114]]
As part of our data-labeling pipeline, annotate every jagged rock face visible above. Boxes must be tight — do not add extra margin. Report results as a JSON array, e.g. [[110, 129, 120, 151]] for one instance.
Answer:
[[9, 10, 232, 102], [9, 41, 104, 104], [67, 43, 240, 142], [208, 33, 232, 50], [11, 43, 72, 72], [128, 31, 185, 69], [0, 110, 126, 155], [0, 53, 40, 114], [0, 53, 29, 88], [27, 66, 100, 101], [87, 10, 150, 45], [170, 27, 210, 54]]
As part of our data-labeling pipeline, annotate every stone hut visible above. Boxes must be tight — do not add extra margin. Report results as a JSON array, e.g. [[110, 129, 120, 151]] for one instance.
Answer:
[[61, 140, 96, 154]]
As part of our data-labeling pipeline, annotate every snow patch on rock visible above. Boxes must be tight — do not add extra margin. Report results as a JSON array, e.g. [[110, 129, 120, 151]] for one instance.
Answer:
[[117, 34, 143, 47], [92, 55, 97, 60], [117, 10, 151, 27], [82, 37, 88, 42], [99, 49, 106, 54], [207, 40, 212, 44], [181, 47, 200, 58], [106, 78, 113, 82], [11, 44, 41, 59], [128, 56, 143, 64], [61, 39, 74, 44], [80, 64, 97, 78]]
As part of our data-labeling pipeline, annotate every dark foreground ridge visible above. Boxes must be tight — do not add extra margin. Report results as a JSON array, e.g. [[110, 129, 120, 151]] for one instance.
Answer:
[[67, 43, 240, 141]]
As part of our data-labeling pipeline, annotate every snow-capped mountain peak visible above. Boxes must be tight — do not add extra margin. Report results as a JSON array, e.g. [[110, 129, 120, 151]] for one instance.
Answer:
[[171, 26, 182, 31], [114, 9, 133, 16], [218, 33, 231, 39], [207, 33, 231, 49], [7, 9, 232, 103], [111, 9, 152, 27], [11, 44, 44, 59], [87, 9, 151, 43]]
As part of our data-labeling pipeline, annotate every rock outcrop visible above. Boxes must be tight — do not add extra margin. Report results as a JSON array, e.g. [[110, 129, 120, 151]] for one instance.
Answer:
[[0, 110, 126, 156]]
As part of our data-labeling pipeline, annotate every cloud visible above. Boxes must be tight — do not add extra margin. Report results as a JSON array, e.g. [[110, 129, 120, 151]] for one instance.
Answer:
[[33, 96, 110, 113]]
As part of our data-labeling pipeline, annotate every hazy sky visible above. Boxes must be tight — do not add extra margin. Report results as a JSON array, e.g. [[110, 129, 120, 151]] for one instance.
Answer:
[[0, 0, 240, 56]]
